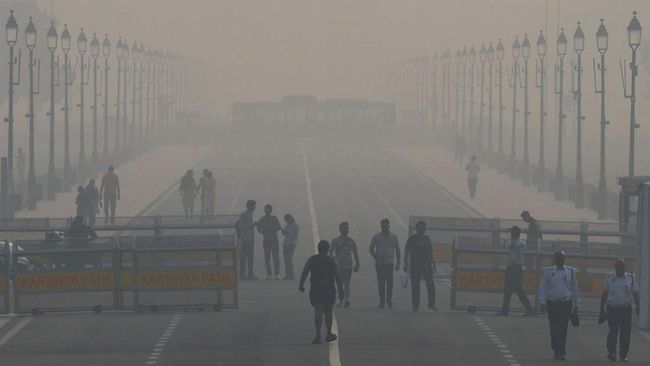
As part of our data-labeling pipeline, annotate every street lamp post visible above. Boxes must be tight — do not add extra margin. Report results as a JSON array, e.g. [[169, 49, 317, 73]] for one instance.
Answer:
[[455, 50, 461, 133], [5, 11, 20, 196], [535, 31, 547, 192], [624, 12, 642, 177], [90, 34, 100, 170], [432, 52, 439, 126], [461, 48, 467, 141], [46, 22, 58, 201], [595, 19, 609, 219], [509, 36, 521, 179], [138, 44, 145, 147], [145, 47, 151, 144], [102, 35, 111, 159], [468, 46, 476, 149], [122, 39, 129, 157], [131, 41, 138, 154], [487, 43, 495, 153], [496, 39, 505, 163], [61, 25, 72, 191], [444, 50, 452, 127], [554, 28, 568, 200], [478, 44, 487, 152], [25, 17, 39, 210], [77, 28, 88, 182], [572, 23, 585, 208], [114, 37, 122, 155], [521, 34, 531, 185]]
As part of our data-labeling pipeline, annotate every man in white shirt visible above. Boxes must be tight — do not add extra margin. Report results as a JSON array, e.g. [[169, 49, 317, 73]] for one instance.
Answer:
[[538, 251, 580, 361], [496, 226, 535, 316], [600, 258, 640, 362]]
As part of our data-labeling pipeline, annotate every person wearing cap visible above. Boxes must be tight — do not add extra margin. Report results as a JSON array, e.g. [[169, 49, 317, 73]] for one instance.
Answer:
[[538, 250, 580, 361], [496, 226, 536, 316], [600, 258, 640, 362]]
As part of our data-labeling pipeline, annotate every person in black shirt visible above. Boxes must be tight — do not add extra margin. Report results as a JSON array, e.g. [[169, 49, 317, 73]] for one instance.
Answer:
[[404, 221, 437, 312], [256, 204, 283, 280], [299, 240, 344, 344]]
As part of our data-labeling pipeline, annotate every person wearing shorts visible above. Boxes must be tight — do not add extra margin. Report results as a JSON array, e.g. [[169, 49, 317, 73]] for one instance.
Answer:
[[330, 222, 359, 308], [299, 240, 344, 344]]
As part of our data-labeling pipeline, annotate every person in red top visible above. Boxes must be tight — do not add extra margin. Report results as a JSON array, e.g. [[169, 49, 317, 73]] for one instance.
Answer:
[[100, 166, 120, 224]]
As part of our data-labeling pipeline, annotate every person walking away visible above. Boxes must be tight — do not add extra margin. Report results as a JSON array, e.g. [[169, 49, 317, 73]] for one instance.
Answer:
[[281, 214, 299, 280], [538, 250, 580, 361], [75, 186, 88, 220], [237, 200, 257, 280], [521, 210, 542, 249], [496, 226, 536, 316], [299, 240, 344, 344], [179, 170, 197, 218], [256, 204, 283, 280], [16, 147, 25, 185], [84, 179, 101, 226], [197, 170, 216, 218], [369, 218, 401, 309], [465, 155, 480, 198], [404, 220, 438, 312], [100, 166, 120, 224], [600, 258, 640, 362], [330, 222, 360, 308]]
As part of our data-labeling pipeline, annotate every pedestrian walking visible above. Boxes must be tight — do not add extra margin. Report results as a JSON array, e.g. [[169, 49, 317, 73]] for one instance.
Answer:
[[600, 258, 640, 362], [496, 226, 536, 316], [521, 210, 542, 249], [237, 199, 257, 280], [369, 218, 401, 309], [100, 166, 120, 224], [256, 204, 283, 280], [465, 155, 480, 198], [84, 179, 101, 226], [281, 214, 299, 280], [197, 170, 216, 218], [404, 220, 437, 312], [179, 170, 197, 218], [330, 222, 360, 308], [299, 240, 344, 344], [75, 185, 88, 220], [538, 250, 580, 361]]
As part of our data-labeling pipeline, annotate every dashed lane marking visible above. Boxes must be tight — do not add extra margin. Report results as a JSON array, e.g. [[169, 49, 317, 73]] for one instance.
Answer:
[[0, 318, 32, 348], [144, 314, 183, 365], [473, 316, 522, 366], [302, 143, 343, 366]]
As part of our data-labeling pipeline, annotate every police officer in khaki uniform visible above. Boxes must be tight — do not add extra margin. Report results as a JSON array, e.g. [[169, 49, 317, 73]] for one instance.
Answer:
[[600, 258, 640, 362]]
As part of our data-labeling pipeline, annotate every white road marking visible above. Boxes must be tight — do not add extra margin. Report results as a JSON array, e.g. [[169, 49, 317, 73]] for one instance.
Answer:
[[353, 161, 407, 230], [0, 318, 32, 348], [144, 314, 183, 365], [472, 317, 521, 365], [302, 143, 343, 366]]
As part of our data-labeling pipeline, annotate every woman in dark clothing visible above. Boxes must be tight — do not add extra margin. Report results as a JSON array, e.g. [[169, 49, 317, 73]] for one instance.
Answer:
[[179, 170, 197, 218]]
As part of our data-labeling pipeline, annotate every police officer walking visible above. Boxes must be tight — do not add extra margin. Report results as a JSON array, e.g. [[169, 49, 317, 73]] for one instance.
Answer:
[[404, 221, 437, 312], [496, 226, 535, 316], [538, 250, 580, 361], [600, 258, 640, 362]]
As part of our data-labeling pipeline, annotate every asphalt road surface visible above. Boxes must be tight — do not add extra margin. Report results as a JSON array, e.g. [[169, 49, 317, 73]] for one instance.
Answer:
[[0, 137, 649, 365]]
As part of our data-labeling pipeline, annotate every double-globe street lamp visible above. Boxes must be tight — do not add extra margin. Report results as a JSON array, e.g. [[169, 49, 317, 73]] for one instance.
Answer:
[[520, 34, 531, 185], [535, 31, 547, 192], [102, 35, 111, 159], [46, 21, 58, 200], [90, 33, 100, 170], [496, 39, 505, 163], [594, 20, 609, 219], [5, 11, 19, 196], [61, 24, 72, 191], [554, 28, 568, 201], [624, 12, 642, 177], [25, 17, 39, 210], [77, 28, 88, 180], [572, 22, 585, 208], [509, 36, 520, 179]]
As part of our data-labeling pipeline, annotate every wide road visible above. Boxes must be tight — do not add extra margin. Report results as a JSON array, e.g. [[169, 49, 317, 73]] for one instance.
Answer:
[[0, 137, 649, 365]]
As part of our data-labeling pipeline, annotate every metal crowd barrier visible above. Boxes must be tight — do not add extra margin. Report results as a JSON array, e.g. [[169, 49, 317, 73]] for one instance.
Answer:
[[408, 215, 634, 266], [450, 236, 635, 316], [5, 234, 238, 315]]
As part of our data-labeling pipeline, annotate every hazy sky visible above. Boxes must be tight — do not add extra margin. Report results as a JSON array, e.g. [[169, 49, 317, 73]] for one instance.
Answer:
[[30, 0, 650, 116]]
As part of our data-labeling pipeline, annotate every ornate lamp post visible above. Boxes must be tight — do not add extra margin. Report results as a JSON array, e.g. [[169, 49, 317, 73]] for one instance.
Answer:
[[77, 28, 88, 181], [90, 33, 100, 170], [554, 28, 568, 200], [461, 48, 467, 140], [454, 50, 461, 133], [594, 19, 609, 219], [521, 34, 531, 185], [468, 46, 476, 148], [509, 36, 521, 179], [138, 43, 145, 147], [114, 37, 123, 155], [25, 17, 39, 210], [572, 23, 585, 208], [478, 44, 487, 152], [624, 12, 642, 177], [122, 39, 129, 157], [535, 31, 547, 192], [131, 41, 138, 153], [46, 22, 58, 200], [496, 39, 505, 162], [61, 25, 72, 191], [487, 43, 495, 153], [102, 35, 111, 158], [5, 11, 19, 194]]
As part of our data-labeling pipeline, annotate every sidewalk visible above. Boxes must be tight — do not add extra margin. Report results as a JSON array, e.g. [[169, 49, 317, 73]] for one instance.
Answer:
[[395, 146, 603, 222], [14, 145, 213, 219]]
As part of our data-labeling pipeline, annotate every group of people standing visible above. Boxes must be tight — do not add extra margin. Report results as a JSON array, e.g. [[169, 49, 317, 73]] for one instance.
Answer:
[[74, 166, 120, 225], [179, 169, 216, 218]]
